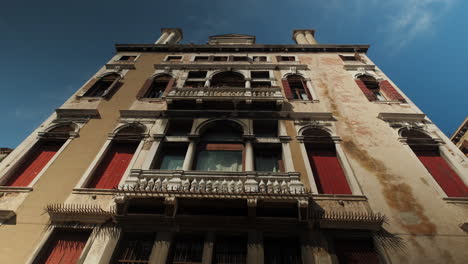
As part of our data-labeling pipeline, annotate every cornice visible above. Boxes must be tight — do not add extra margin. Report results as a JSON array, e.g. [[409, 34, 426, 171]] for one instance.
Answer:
[[155, 63, 308, 70]]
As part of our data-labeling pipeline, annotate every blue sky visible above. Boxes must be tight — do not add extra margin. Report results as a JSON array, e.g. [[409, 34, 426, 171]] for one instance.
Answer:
[[0, 0, 467, 148]]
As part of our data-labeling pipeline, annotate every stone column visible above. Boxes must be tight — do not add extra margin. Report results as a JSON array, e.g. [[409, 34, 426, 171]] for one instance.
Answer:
[[164, 32, 176, 44], [304, 31, 318, 44], [247, 230, 264, 264], [202, 232, 215, 264], [293, 31, 308, 44], [245, 78, 251, 89], [182, 140, 197, 171], [149, 232, 173, 264], [245, 140, 254, 171], [155, 31, 169, 44], [204, 79, 211, 87]]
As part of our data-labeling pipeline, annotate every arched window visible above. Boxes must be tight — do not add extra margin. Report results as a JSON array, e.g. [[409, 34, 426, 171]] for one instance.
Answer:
[[403, 128, 468, 197], [211, 72, 245, 88], [194, 120, 244, 172], [303, 128, 352, 194], [137, 74, 174, 99], [282, 74, 312, 100], [356, 75, 385, 101], [83, 73, 120, 97], [86, 125, 142, 189]]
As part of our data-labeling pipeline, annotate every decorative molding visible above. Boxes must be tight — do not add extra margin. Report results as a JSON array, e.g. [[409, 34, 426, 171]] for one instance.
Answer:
[[343, 64, 375, 71], [312, 210, 386, 231], [155, 63, 308, 71], [378, 113, 426, 122], [46, 204, 115, 223], [55, 109, 100, 121], [105, 63, 136, 70]]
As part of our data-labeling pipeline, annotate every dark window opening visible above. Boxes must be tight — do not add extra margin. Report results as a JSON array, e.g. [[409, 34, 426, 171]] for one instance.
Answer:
[[334, 238, 380, 264], [184, 81, 205, 88], [127, 198, 165, 214], [213, 56, 229, 61], [251, 81, 271, 88], [187, 71, 208, 79], [194, 56, 210, 61], [119, 55, 136, 61], [255, 144, 283, 172], [83, 73, 119, 97], [264, 237, 302, 264], [251, 71, 270, 79], [287, 75, 310, 100], [358, 75, 385, 101], [111, 233, 156, 264], [166, 119, 193, 136], [253, 120, 278, 137], [279, 56, 295, 62], [253, 56, 267, 62], [213, 236, 247, 264], [167, 56, 182, 61], [144, 75, 171, 99], [232, 56, 249, 61], [257, 201, 298, 218], [169, 235, 204, 264], [152, 143, 188, 170], [177, 198, 248, 216], [339, 55, 357, 61], [211, 72, 245, 88]]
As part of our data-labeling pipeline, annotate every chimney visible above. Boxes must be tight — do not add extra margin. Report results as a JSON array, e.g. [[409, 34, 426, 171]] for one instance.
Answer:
[[155, 28, 183, 44], [292, 29, 317, 45]]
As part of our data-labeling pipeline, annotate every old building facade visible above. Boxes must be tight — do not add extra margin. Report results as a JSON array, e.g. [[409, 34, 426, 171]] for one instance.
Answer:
[[0, 28, 467, 263], [451, 117, 468, 157]]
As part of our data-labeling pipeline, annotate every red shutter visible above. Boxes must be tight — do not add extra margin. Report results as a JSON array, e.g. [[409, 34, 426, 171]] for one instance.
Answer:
[[6, 141, 65, 187], [87, 142, 138, 189], [334, 239, 380, 264], [355, 80, 376, 101], [136, 78, 154, 98], [414, 150, 468, 197], [379, 80, 406, 102], [281, 79, 294, 100], [163, 78, 176, 96], [37, 231, 90, 264], [301, 79, 313, 100], [306, 146, 352, 194]]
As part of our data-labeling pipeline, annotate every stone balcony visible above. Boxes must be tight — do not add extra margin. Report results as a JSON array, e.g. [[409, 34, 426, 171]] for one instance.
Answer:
[[165, 87, 284, 110], [124, 169, 305, 195]]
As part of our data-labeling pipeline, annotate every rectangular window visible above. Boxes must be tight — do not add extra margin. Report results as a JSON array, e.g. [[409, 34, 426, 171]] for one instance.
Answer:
[[279, 56, 295, 62], [255, 144, 283, 172], [232, 56, 249, 61], [251, 71, 270, 79], [187, 71, 208, 79], [119, 55, 136, 61], [34, 230, 91, 264], [152, 143, 188, 170], [87, 141, 139, 189], [251, 81, 271, 88], [264, 237, 302, 264], [334, 238, 380, 264], [253, 120, 278, 137], [213, 236, 247, 264], [111, 233, 156, 264], [166, 119, 193, 136], [213, 56, 229, 61], [339, 55, 357, 61], [194, 56, 210, 61], [412, 148, 468, 197], [169, 235, 204, 264], [195, 144, 243, 172], [253, 56, 267, 62], [184, 81, 205, 88], [166, 56, 182, 61], [5, 140, 65, 187]]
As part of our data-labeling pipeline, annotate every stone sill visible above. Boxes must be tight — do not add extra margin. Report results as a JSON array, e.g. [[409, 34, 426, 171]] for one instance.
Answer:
[[443, 197, 468, 204], [312, 194, 367, 201], [289, 99, 320, 104], [0, 186, 33, 193], [72, 188, 116, 195]]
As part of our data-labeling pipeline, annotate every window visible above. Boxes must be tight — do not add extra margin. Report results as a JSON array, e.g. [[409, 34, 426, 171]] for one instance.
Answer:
[[137, 74, 174, 99], [111, 233, 156, 264], [119, 55, 136, 61], [194, 120, 244, 172], [251, 71, 270, 79], [83, 73, 120, 97], [402, 128, 468, 197], [255, 144, 283, 172], [213, 56, 229, 61], [282, 75, 312, 100], [253, 120, 278, 137], [152, 143, 187, 170], [166, 119, 193, 136], [303, 128, 352, 194], [232, 56, 249, 62], [355, 75, 406, 103], [334, 238, 380, 264], [251, 81, 271, 88], [253, 56, 267, 62], [184, 71, 207, 88], [169, 235, 204, 264], [33, 229, 91, 264], [166, 56, 182, 61], [277, 56, 295, 62], [187, 71, 207, 79], [3, 140, 66, 187], [194, 56, 210, 61], [211, 72, 245, 88], [264, 237, 302, 264], [213, 236, 246, 264], [339, 55, 358, 61]]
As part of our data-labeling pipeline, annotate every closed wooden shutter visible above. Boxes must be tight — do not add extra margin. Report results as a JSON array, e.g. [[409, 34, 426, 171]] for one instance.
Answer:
[[35, 231, 90, 264], [414, 149, 468, 197], [301, 79, 313, 100], [163, 78, 176, 96], [306, 145, 352, 194], [282, 79, 294, 100], [355, 80, 376, 101], [334, 239, 380, 264], [136, 78, 154, 98], [6, 140, 65, 187], [87, 142, 138, 189], [78, 78, 98, 97], [379, 80, 406, 102]]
